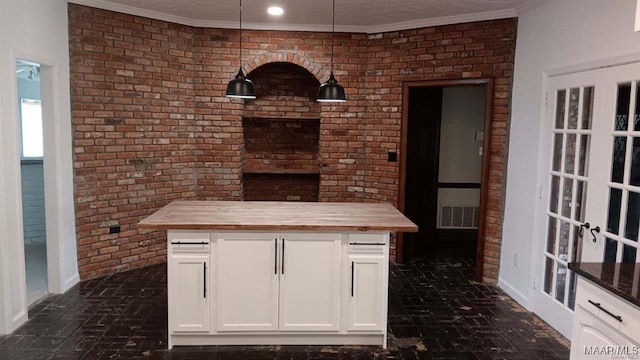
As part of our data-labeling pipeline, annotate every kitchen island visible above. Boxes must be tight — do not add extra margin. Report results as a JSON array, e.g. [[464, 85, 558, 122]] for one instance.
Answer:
[[138, 200, 417, 349]]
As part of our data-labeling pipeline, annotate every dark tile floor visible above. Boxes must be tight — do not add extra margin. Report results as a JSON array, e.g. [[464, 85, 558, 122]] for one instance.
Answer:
[[0, 244, 570, 360]]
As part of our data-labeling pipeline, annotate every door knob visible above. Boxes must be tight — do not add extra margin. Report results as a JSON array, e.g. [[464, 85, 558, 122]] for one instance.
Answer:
[[579, 222, 590, 237]]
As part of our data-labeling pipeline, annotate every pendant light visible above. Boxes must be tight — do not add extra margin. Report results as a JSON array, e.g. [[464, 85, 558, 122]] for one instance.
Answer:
[[226, 0, 256, 99], [317, 0, 346, 102]]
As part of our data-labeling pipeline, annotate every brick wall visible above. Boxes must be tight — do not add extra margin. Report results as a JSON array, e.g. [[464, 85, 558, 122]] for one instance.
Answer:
[[69, 5, 197, 278], [69, 4, 516, 282], [244, 174, 320, 202]]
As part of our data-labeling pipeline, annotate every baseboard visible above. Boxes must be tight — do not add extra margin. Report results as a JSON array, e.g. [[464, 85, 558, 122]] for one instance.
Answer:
[[63, 273, 80, 292]]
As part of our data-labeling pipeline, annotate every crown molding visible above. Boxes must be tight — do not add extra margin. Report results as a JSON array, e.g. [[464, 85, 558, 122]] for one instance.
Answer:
[[364, 9, 517, 34], [68, 0, 517, 34]]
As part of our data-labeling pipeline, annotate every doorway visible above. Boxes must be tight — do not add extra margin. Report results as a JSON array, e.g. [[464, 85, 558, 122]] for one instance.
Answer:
[[399, 79, 493, 281], [16, 60, 48, 305]]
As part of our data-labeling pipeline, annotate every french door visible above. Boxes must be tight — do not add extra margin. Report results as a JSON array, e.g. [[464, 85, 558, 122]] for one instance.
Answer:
[[535, 62, 640, 339]]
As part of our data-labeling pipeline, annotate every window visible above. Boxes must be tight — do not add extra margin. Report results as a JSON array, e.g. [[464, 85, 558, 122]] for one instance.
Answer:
[[20, 98, 43, 159]]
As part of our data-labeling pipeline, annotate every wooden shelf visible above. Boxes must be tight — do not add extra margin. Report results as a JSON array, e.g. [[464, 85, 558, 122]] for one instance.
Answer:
[[242, 116, 320, 122], [243, 167, 320, 175]]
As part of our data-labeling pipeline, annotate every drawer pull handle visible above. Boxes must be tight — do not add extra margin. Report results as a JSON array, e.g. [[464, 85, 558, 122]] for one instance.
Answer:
[[170, 241, 208, 245], [588, 300, 622, 322], [274, 238, 278, 275], [349, 242, 386, 246]]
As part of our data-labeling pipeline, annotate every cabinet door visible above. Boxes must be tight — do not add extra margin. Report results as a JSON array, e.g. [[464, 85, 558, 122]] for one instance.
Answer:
[[570, 305, 637, 360], [216, 232, 279, 331], [347, 254, 385, 331], [279, 233, 342, 331], [168, 254, 210, 333]]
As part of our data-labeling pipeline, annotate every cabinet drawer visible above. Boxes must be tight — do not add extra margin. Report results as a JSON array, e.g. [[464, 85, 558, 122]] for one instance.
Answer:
[[169, 231, 211, 253], [347, 233, 387, 253], [576, 277, 640, 344]]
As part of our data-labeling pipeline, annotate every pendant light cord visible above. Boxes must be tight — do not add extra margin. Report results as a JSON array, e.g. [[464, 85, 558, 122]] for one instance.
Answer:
[[239, 0, 243, 66], [331, 0, 335, 72]]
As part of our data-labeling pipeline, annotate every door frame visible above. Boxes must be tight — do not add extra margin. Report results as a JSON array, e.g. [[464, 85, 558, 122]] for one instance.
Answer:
[[398, 78, 494, 282]]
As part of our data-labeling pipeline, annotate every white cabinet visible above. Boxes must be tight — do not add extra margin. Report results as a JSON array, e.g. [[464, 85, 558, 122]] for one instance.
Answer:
[[347, 254, 385, 331], [216, 232, 341, 332], [570, 277, 640, 360], [167, 231, 211, 335], [167, 230, 391, 348], [279, 233, 341, 331], [216, 232, 279, 331], [570, 306, 636, 360]]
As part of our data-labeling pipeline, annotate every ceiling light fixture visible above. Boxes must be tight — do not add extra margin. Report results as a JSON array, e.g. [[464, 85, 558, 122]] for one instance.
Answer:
[[317, 0, 346, 102], [267, 6, 284, 16], [226, 0, 256, 99]]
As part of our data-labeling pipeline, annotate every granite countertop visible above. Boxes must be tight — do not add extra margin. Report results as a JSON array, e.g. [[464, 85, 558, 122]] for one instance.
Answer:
[[138, 200, 418, 232], [569, 262, 640, 308]]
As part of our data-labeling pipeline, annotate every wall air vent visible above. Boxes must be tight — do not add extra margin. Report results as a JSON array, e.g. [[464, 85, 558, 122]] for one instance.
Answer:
[[439, 205, 479, 229]]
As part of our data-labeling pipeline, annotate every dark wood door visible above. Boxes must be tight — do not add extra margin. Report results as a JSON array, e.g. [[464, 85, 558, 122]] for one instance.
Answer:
[[403, 87, 442, 261]]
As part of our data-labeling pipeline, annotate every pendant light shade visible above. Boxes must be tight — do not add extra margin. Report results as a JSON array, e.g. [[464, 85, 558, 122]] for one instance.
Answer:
[[226, 68, 256, 99], [317, 0, 346, 102], [317, 72, 346, 102], [226, 0, 256, 99]]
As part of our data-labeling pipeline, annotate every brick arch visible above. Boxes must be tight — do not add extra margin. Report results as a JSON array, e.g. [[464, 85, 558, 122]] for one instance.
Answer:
[[242, 52, 326, 83]]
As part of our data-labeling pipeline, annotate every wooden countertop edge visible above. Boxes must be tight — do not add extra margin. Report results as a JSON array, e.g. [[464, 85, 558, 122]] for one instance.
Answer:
[[137, 223, 418, 232]]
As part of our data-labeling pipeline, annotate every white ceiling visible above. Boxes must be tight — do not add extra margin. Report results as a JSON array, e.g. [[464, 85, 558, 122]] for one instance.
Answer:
[[69, 0, 542, 33]]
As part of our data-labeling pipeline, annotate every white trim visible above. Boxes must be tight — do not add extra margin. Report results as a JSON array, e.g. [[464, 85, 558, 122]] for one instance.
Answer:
[[498, 278, 532, 310], [67, 0, 517, 34], [636, 0, 640, 32], [170, 334, 385, 347], [547, 53, 640, 78]]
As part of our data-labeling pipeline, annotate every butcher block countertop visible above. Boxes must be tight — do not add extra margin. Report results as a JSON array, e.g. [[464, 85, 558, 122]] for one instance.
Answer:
[[138, 200, 418, 232]]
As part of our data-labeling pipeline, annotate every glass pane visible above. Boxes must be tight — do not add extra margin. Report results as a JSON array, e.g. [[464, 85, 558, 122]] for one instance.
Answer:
[[622, 245, 637, 263], [552, 133, 563, 172], [555, 264, 567, 303], [544, 257, 554, 294], [571, 225, 581, 262], [558, 221, 570, 259], [567, 88, 580, 129], [636, 83, 640, 131], [611, 136, 627, 184], [561, 178, 573, 218], [625, 191, 640, 242], [555, 90, 566, 129], [578, 134, 590, 176], [21, 99, 44, 158], [607, 188, 623, 234], [604, 238, 618, 263], [582, 87, 594, 130], [630, 137, 640, 187], [568, 271, 577, 311], [550, 175, 560, 214], [564, 134, 576, 174], [615, 83, 631, 131], [575, 181, 587, 222], [546, 217, 557, 254]]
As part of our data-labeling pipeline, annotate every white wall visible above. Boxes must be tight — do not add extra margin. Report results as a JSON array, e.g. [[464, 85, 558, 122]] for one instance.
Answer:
[[0, 0, 77, 334], [439, 86, 485, 184], [501, 0, 640, 307]]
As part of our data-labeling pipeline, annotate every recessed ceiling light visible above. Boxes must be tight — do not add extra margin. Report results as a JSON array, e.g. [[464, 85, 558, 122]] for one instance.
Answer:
[[267, 6, 284, 16]]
